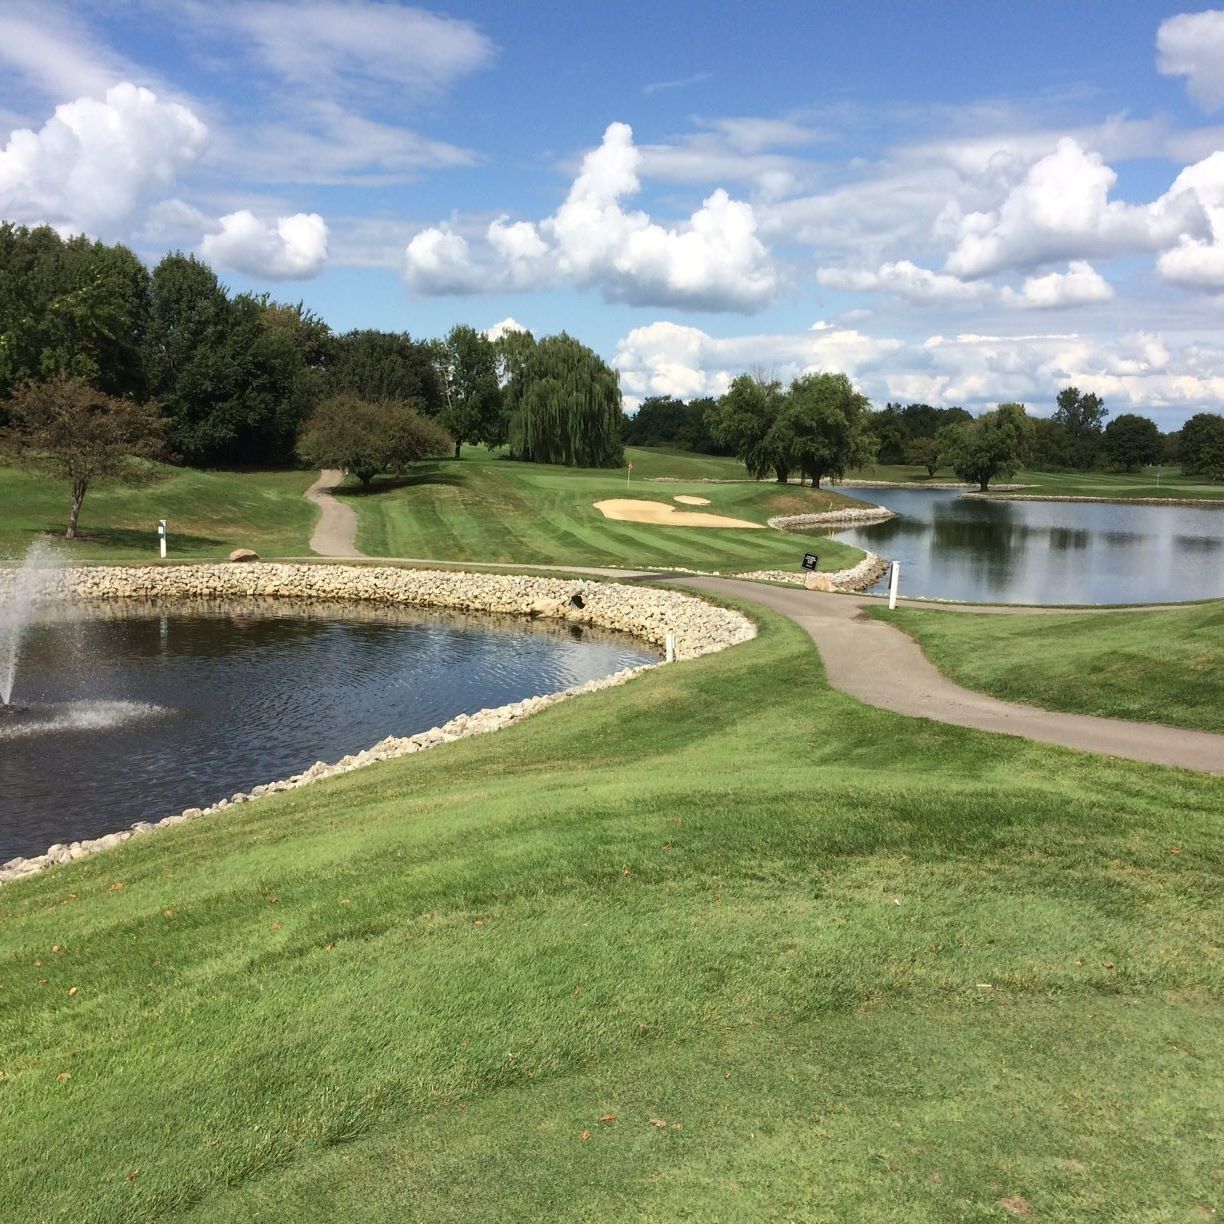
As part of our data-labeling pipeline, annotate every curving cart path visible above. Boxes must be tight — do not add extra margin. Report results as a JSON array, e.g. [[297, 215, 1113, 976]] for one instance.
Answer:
[[298, 478, 1223, 775], [675, 576, 1224, 777], [306, 470, 365, 559]]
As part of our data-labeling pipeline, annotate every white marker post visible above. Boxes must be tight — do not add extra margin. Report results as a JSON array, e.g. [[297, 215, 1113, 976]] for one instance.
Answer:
[[888, 561, 900, 610], [665, 630, 676, 663], [627, 459, 633, 487], [158, 519, 167, 560]]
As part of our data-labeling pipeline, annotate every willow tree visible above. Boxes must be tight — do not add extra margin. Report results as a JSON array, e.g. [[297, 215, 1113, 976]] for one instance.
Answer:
[[505, 333, 624, 467]]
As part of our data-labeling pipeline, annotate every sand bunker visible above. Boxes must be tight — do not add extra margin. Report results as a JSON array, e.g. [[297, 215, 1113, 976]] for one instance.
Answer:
[[593, 499, 763, 529], [673, 495, 711, 506]]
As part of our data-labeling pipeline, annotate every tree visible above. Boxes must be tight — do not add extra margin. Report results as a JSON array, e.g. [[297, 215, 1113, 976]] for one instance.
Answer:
[[1053, 386, 1108, 470], [1101, 414, 1162, 472], [774, 372, 875, 488], [938, 402, 1034, 491], [504, 333, 624, 467], [329, 330, 443, 415], [706, 374, 789, 481], [904, 436, 942, 477], [1, 374, 165, 538], [434, 325, 503, 458], [0, 224, 151, 402], [1178, 412, 1224, 479], [297, 395, 452, 487], [872, 403, 907, 464]]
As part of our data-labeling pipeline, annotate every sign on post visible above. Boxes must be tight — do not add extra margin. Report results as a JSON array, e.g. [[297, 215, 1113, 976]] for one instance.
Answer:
[[802, 553, 819, 571]]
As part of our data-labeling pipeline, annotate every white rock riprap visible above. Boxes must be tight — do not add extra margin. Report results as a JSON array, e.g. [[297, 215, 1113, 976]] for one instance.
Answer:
[[0, 564, 755, 888], [767, 507, 895, 529], [738, 551, 890, 592]]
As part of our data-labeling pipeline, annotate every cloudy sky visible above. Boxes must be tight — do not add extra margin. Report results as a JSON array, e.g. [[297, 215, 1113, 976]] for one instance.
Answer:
[[3, 1, 1224, 424]]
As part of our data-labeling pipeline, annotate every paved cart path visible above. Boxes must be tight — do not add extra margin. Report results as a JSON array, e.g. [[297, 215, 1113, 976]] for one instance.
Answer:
[[676, 576, 1224, 776], [306, 471, 364, 559], [296, 492, 1222, 774]]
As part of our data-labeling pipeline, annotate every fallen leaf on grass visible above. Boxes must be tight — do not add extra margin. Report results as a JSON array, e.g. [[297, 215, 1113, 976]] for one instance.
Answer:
[[599, 1114, 617, 1123], [109, 883, 124, 892], [325, 943, 335, 952], [580, 1129, 591, 1142], [1172, 847, 1182, 856], [649, 1118, 667, 1128], [126, 1170, 140, 1182], [68, 986, 78, 997], [51, 945, 63, 953], [56, 1072, 71, 1082], [270, 922, 283, 931]]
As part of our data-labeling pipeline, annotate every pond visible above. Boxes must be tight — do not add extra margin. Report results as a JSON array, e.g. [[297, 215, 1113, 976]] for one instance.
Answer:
[[0, 600, 657, 863], [821, 487, 1224, 605]]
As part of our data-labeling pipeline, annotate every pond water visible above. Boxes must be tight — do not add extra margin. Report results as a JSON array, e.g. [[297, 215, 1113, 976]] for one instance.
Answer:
[[0, 600, 656, 862], [821, 487, 1224, 605]]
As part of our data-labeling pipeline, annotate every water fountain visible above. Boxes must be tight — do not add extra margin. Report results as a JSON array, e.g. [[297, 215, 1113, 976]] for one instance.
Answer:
[[0, 540, 64, 716]]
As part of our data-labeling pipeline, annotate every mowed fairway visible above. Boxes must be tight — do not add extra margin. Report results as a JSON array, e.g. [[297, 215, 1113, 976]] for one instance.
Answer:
[[0, 463, 318, 561], [0, 605, 1220, 1221], [345, 448, 865, 573]]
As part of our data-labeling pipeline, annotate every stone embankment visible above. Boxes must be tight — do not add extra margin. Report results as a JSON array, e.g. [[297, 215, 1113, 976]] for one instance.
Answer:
[[738, 552, 890, 592], [767, 507, 896, 530], [0, 564, 755, 888]]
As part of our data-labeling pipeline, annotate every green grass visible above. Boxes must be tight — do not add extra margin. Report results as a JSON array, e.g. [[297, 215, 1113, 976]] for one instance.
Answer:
[[346, 447, 864, 574], [0, 462, 318, 562], [1, 601, 1221, 1221], [873, 600, 1224, 734], [843, 463, 1224, 501]]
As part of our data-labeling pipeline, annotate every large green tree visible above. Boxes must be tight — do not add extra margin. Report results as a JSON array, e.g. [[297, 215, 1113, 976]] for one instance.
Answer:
[[1053, 386, 1108, 470], [706, 374, 789, 481], [1101, 413, 1162, 473], [297, 395, 452, 486], [434, 325, 503, 458], [1178, 412, 1224, 479], [328, 330, 442, 415], [773, 372, 875, 489], [938, 402, 1034, 491], [0, 224, 151, 402], [505, 334, 624, 467], [1, 374, 165, 538]]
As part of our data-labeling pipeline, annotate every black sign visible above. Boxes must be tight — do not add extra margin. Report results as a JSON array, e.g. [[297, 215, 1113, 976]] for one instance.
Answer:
[[802, 553, 819, 570]]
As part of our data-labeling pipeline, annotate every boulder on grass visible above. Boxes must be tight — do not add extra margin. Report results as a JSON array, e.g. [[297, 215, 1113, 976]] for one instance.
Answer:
[[228, 549, 260, 563]]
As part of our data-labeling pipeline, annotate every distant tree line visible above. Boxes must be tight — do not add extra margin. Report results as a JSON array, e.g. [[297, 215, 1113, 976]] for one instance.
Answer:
[[0, 225, 626, 497]]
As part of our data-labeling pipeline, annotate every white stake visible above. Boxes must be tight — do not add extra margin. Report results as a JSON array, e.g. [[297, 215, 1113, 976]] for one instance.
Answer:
[[665, 630, 676, 663], [158, 519, 167, 560], [888, 561, 900, 609]]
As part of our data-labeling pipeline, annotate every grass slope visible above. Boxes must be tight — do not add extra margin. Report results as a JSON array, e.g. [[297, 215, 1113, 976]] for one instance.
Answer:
[[875, 600, 1224, 734], [347, 448, 864, 574], [1, 603, 1220, 1221], [0, 463, 317, 562]]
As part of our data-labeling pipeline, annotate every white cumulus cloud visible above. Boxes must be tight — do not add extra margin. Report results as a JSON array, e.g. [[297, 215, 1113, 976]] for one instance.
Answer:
[[485, 317, 529, 342], [1157, 9, 1224, 112], [201, 210, 329, 279], [818, 259, 989, 302], [612, 319, 901, 407], [1157, 150, 1224, 291], [944, 138, 1205, 278], [1001, 261, 1115, 309], [0, 82, 207, 237], [403, 122, 779, 311]]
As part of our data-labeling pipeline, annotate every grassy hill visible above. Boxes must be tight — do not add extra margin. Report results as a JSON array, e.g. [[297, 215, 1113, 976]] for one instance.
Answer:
[[343, 447, 865, 574], [0, 463, 317, 562], [1, 602, 1220, 1221]]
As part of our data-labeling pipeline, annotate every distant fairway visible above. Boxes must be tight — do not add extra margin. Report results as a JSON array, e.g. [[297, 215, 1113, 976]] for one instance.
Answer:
[[344, 447, 866, 574]]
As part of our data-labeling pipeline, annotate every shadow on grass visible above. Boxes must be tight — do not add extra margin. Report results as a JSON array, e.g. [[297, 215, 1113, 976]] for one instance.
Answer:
[[21, 525, 227, 552], [334, 465, 468, 498]]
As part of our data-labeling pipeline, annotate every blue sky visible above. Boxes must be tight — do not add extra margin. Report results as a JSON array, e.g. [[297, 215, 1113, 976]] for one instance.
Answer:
[[2, 1, 1224, 424]]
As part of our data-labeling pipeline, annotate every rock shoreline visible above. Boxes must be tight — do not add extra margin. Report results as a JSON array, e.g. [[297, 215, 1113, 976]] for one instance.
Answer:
[[768, 508, 896, 529], [0, 564, 755, 888], [962, 492, 1224, 508], [738, 551, 891, 592]]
